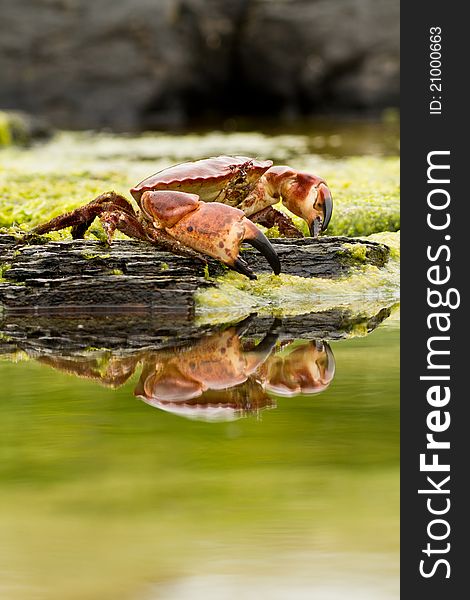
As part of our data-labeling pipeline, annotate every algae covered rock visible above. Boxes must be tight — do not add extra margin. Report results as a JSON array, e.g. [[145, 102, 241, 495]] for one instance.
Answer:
[[0, 232, 397, 321], [0, 111, 52, 147]]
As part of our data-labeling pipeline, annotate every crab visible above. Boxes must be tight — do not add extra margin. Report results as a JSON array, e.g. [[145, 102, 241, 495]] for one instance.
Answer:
[[28, 155, 333, 279]]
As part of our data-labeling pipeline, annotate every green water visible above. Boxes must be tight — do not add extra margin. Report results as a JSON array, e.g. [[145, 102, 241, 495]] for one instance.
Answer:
[[0, 315, 399, 600]]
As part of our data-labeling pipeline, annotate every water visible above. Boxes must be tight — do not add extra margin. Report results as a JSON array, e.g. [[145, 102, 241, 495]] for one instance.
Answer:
[[0, 312, 399, 600]]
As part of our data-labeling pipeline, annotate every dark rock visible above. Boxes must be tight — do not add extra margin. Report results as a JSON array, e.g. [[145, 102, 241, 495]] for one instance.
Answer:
[[239, 0, 399, 114], [0, 306, 393, 355], [0, 233, 390, 313], [0, 0, 399, 129]]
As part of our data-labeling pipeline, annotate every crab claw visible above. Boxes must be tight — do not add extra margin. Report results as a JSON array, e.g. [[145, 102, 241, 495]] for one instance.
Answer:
[[298, 179, 333, 238], [309, 182, 333, 237], [265, 167, 333, 238], [237, 218, 281, 278], [140, 190, 281, 279], [263, 339, 336, 397]]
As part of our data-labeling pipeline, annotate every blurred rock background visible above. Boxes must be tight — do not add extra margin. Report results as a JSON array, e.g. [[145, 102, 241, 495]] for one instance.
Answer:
[[0, 0, 399, 130]]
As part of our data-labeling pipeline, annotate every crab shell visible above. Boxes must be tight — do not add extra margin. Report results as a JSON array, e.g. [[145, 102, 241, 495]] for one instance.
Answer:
[[131, 156, 281, 278], [139, 381, 274, 422], [130, 156, 273, 206], [133, 326, 274, 404]]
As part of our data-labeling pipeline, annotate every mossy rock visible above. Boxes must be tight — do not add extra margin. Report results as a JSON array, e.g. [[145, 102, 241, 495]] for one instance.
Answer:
[[0, 111, 52, 147], [0, 232, 397, 324]]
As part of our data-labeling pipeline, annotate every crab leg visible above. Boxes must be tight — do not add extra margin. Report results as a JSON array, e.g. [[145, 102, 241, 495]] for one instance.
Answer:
[[27, 192, 141, 239], [24, 192, 208, 262], [249, 205, 303, 238]]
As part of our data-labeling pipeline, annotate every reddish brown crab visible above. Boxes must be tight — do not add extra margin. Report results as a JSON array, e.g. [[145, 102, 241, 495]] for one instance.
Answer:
[[29, 155, 333, 279]]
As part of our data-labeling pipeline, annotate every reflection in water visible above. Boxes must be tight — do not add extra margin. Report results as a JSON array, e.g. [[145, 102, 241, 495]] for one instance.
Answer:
[[22, 317, 336, 421], [258, 340, 335, 397], [37, 353, 140, 388], [135, 321, 335, 421], [0, 317, 399, 600]]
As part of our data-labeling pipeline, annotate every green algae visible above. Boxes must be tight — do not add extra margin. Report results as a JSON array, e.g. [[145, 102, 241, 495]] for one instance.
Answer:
[[0, 131, 398, 238], [82, 252, 111, 260], [323, 157, 400, 237], [0, 112, 30, 148], [0, 169, 130, 232], [341, 243, 368, 263], [368, 230, 400, 259], [196, 231, 400, 324], [0, 113, 14, 147], [0, 263, 12, 281]]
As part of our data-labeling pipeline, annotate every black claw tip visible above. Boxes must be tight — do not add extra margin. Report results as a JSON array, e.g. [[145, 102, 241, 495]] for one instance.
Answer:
[[232, 258, 257, 280], [245, 231, 281, 275], [234, 314, 255, 336], [309, 217, 322, 238], [321, 184, 333, 231]]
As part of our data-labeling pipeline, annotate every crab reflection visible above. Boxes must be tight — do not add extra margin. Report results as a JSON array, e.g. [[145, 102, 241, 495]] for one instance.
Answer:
[[258, 340, 335, 397], [29, 317, 336, 421], [135, 334, 335, 421], [36, 353, 141, 388]]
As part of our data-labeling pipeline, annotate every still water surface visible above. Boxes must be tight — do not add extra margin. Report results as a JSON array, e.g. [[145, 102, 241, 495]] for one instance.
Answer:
[[0, 313, 399, 600]]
